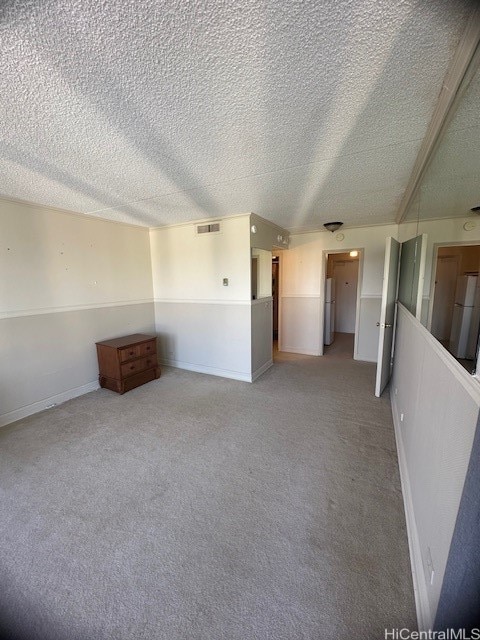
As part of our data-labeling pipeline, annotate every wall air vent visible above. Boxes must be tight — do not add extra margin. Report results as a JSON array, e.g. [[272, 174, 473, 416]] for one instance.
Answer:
[[196, 222, 221, 234]]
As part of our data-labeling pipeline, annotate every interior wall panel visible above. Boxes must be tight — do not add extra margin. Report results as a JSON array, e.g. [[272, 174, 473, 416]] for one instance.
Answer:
[[154, 301, 251, 381], [0, 303, 155, 426], [391, 304, 480, 626]]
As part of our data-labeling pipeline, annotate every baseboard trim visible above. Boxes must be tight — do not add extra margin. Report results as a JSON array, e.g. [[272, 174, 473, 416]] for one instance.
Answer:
[[280, 347, 321, 356], [391, 393, 433, 630], [0, 380, 100, 428], [354, 355, 377, 363], [159, 359, 252, 382], [252, 359, 273, 381]]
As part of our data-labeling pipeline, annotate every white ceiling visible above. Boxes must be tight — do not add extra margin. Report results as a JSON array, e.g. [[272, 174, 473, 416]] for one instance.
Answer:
[[405, 60, 480, 221], [0, 0, 476, 231]]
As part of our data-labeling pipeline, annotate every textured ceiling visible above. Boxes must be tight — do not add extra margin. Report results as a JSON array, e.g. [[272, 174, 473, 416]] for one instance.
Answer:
[[405, 59, 480, 222], [0, 0, 475, 231]]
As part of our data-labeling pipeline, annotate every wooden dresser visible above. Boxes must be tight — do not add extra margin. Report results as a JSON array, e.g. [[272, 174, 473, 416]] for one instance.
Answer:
[[96, 334, 161, 394]]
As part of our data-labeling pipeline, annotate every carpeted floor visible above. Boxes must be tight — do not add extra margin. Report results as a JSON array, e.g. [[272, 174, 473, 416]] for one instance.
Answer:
[[0, 349, 416, 640], [323, 332, 354, 359]]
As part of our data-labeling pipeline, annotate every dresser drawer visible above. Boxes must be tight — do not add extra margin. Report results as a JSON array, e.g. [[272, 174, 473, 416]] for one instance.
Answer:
[[120, 355, 157, 378], [123, 368, 157, 393], [119, 345, 140, 362], [138, 340, 156, 357]]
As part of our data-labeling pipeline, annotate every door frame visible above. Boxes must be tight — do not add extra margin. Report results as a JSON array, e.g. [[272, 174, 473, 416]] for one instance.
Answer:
[[275, 250, 284, 351], [427, 241, 480, 332], [320, 248, 364, 358]]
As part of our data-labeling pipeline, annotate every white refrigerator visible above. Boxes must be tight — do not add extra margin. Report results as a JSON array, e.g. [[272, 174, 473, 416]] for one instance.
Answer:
[[466, 279, 480, 360], [449, 275, 477, 359], [324, 278, 335, 346]]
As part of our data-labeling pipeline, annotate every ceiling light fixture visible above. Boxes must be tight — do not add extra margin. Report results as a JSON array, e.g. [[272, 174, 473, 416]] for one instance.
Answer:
[[349, 250, 358, 257], [323, 221, 343, 233]]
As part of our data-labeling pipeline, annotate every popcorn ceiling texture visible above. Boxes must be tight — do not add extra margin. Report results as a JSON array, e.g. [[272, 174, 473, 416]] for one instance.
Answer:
[[0, 0, 474, 230], [405, 62, 480, 222]]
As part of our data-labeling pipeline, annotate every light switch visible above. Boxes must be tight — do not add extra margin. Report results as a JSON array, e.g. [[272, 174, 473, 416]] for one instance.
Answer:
[[223, 278, 229, 286]]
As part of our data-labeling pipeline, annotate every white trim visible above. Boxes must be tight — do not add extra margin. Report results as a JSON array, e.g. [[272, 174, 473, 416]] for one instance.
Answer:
[[277, 252, 283, 351], [0, 381, 100, 429], [159, 358, 251, 382], [353, 251, 364, 360], [251, 359, 273, 381], [359, 293, 382, 299], [0, 299, 154, 320], [391, 391, 433, 631], [154, 298, 250, 306], [280, 347, 321, 356], [398, 303, 480, 404]]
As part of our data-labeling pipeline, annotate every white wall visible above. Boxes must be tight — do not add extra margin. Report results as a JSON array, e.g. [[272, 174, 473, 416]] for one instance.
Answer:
[[391, 304, 480, 628], [150, 214, 287, 382], [150, 215, 251, 302], [0, 199, 155, 426], [150, 215, 254, 381], [281, 224, 398, 360], [250, 213, 290, 251], [0, 200, 153, 314]]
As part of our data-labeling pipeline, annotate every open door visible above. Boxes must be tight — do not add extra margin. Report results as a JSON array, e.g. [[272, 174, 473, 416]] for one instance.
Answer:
[[375, 234, 427, 397], [375, 237, 400, 397], [398, 234, 427, 322]]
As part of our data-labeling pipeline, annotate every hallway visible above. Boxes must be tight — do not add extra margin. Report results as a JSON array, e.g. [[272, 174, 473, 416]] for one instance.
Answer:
[[323, 332, 355, 359]]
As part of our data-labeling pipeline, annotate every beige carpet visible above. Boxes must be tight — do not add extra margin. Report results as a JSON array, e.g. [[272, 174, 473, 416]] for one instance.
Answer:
[[0, 350, 416, 639], [323, 332, 355, 359]]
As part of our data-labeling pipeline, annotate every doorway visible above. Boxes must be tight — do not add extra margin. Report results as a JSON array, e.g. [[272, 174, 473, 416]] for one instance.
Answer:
[[272, 255, 279, 341], [323, 250, 361, 359], [428, 243, 480, 373]]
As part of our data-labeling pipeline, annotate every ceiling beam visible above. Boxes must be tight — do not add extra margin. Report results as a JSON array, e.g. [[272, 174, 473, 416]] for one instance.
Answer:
[[395, 5, 480, 224]]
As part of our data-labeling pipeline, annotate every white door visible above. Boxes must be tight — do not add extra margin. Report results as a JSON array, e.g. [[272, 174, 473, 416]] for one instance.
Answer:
[[375, 237, 400, 397]]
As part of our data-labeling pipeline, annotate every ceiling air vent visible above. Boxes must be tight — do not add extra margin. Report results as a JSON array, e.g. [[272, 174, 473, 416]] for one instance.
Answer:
[[196, 222, 221, 234]]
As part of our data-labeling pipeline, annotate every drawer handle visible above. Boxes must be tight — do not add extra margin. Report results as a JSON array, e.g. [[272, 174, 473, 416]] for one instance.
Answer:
[[129, 351, 134, 356], [146, 359, 151, 365], [146, 346, 151, 351], [130, 365, 135, 370]]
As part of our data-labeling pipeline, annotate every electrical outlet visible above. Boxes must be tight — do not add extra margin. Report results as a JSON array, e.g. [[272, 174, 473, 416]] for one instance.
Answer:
[[400, 413, 404, 422]]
